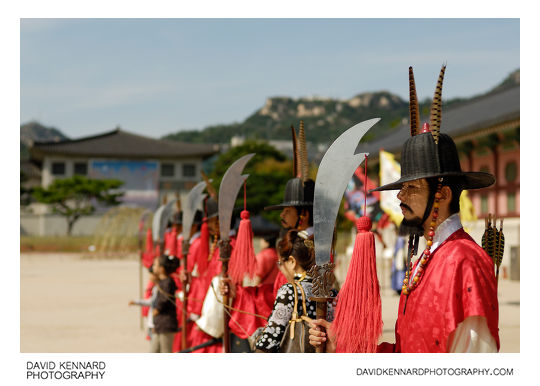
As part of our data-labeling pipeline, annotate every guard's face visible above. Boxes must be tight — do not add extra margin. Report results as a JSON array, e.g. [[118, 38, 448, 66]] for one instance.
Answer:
[[279, 206, 299, 230], [207, 216, 220, 237], [396, 178, 429, 224], [174, 224, 183, 234]]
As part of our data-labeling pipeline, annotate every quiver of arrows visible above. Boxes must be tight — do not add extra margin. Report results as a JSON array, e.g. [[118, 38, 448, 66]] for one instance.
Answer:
[[482, 214, 505, 280]]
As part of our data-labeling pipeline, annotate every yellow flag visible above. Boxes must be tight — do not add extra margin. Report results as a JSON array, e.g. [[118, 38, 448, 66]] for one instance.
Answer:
[[459, 190, 477, 222], [379, 150, 403, 225]]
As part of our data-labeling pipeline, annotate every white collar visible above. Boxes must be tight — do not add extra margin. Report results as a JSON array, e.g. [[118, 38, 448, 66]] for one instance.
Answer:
[[411, 213, 462, 277], [189, 231, 201, 244], [304, 226, 314, 237], [431, 213, 463, 253]]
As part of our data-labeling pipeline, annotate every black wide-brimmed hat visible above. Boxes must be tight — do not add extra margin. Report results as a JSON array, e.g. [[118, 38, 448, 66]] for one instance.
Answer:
[[265, 121, 315, 211], [170, 211, 183, 225], [371, 65, 495, 192], [372, 130, 495, 191], [205, 197, 219, 219], [193, 209, 203, 225], [264, 177, 314, 210]]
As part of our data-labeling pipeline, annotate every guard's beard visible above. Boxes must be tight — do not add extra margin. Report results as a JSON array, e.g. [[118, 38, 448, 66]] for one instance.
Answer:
[[398, 216, 424, 238], [280, 219, 292, 230]]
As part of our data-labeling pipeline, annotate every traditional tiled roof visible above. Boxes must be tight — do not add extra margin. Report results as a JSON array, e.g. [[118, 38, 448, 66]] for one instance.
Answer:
[[356, 84, 520, 156], [30, 128, 219, 160]]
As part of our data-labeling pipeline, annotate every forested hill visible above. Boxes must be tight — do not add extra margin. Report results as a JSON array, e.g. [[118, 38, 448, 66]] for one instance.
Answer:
[[163, 69, 520, 146], [20, 121, 69, 160], [20, 69, 519, 157]]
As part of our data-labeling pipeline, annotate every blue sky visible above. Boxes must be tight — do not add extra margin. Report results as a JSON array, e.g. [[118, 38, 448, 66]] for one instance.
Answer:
[[20, 18, 519, 139]]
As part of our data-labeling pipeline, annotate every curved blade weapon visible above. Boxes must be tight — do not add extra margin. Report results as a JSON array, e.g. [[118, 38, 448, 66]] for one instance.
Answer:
[[152, 203, 165, 245], [181, 181, 207, 245], [217, 153, 255, 353], [152, 198, 176, 252], [308, 117, 380, 353]]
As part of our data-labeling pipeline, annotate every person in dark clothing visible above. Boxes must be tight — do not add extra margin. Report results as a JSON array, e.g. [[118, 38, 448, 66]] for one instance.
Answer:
[[151, 254, 180, 353]]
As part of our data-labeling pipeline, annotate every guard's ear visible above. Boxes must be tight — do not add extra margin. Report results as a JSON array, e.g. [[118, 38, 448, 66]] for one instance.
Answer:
[[300, 208, 310, 221], [440, 185, 452, 204]]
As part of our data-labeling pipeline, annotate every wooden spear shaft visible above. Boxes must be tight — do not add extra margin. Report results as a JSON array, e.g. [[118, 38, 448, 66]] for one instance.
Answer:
[[315, 300, 328, 353], [308, 263, 335, 353], [218, 239, 232, 353]]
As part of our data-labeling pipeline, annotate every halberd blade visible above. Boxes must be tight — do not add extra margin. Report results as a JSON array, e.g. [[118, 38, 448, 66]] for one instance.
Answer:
[[314, 118, 380, 265], [218, 153, 255, 240], [182, 181, 207, 242]]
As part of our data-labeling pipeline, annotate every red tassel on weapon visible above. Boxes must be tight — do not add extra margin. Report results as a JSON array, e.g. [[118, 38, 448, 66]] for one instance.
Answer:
[[227, 181, 257, 285], [228, 210, 257, 284], [332, 216, 382, 353]]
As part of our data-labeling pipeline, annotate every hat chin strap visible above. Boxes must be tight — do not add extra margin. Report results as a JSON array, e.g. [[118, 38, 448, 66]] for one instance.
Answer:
[[294, 208, 301, 229], [421, 190, 436, 232], [405, 184, 437, 265]]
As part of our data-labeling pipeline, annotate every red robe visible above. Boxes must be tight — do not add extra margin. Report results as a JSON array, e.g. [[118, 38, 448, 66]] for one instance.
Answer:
[[228, 284, 275, 339], [172, 234, 201, 352], [187, 237, 235, 353], [228, 247, 279, 338], [141, 228, 155, 269], [273, 271, 288, 298], [254, 247, 279, 285], [379, 228, 499, 353], [171, 235, 185, 351], [164, 228, 177, 256], [141, 279, 154, 318], [187, 237, 221, 317]]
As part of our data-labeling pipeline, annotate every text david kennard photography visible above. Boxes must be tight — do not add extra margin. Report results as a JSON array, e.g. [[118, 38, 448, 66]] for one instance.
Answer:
[[27, 361, 106, 380]]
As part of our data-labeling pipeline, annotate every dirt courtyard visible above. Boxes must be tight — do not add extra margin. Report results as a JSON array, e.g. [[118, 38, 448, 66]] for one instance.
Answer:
[[21, 253, 150, 353], [20, 253, 520, 353]]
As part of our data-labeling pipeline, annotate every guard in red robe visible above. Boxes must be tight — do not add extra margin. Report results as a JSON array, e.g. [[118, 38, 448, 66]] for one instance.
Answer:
[[390, 227, 499, 352], [226, 233, 279, 351], [186, 198, 229, 353], [309, 65, 499, 353], [172, 210, 202, 352]]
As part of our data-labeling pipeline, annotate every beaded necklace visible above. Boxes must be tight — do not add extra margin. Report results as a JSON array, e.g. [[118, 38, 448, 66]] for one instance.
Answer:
[[401, 178, 443, 295]]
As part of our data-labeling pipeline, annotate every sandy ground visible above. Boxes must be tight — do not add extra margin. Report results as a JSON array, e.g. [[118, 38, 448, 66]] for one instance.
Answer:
[[20, 253, 520, 353], [21, 253, 150, 353]]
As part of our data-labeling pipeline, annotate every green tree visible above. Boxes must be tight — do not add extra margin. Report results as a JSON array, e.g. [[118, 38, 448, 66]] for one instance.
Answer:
[[209, 141, 292, 225], [33, 175, 124, 235]]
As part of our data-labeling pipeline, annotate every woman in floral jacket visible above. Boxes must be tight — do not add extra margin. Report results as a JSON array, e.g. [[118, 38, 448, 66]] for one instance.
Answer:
[[254, 230, 336, 352]]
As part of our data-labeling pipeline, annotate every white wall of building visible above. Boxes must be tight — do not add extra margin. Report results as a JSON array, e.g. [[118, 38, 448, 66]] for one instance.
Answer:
[[21, 214, 103, 236]]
